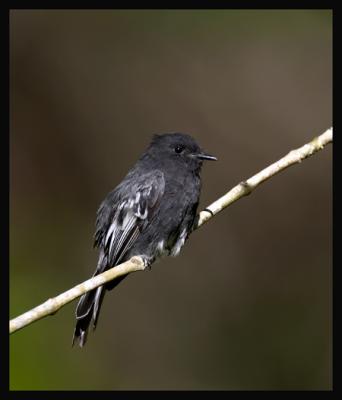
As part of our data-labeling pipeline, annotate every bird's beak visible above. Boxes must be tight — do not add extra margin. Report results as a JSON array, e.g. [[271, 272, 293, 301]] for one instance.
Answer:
[[195, 152, 218, 161]]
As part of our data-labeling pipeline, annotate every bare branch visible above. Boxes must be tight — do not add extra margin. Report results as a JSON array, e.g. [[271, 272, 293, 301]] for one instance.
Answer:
[[196, 127, 332, 228], [10, 257, 145, 334], [9, 127, 333, 334]]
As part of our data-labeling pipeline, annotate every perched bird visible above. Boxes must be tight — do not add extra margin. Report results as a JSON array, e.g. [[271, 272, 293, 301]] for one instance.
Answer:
[[72, 132, 217, 347]]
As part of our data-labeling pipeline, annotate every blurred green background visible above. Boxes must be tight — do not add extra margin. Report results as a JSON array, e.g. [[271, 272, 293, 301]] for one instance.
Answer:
[[10, 10, 332, 390]]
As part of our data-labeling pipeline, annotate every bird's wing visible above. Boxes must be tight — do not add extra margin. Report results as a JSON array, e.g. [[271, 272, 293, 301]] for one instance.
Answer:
[[73, 170, 165, 345], [94, 170, 165, 270]]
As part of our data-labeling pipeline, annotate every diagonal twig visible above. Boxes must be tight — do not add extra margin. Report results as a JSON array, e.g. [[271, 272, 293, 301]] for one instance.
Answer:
[[9, 127, 333, 334]]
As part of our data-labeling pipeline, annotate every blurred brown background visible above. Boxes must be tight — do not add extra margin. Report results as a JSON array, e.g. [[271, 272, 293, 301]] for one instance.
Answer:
[[10, 10, 332, 390]]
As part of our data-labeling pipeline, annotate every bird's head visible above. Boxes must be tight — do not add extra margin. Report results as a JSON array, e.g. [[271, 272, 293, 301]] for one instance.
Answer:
[[147, 132, 217, 172]]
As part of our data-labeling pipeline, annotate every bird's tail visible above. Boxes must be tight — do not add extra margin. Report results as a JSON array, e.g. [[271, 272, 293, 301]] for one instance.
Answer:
[[72, 285, 105, 347], [72, 274, 129, 347]]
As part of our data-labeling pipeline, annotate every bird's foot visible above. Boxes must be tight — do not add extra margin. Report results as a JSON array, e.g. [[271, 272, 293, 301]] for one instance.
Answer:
[[141, 256, 154, 271]]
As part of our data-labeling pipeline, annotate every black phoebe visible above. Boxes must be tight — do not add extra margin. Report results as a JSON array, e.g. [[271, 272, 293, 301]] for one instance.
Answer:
[[72, 132, 217, 347]]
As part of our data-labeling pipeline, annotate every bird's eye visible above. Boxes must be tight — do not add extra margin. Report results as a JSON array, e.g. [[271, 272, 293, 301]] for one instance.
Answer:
[[175, 145, 184, 154]]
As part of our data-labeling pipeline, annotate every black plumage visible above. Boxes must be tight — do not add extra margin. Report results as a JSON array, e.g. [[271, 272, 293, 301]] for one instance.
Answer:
[[72, 133, 217, 347]]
